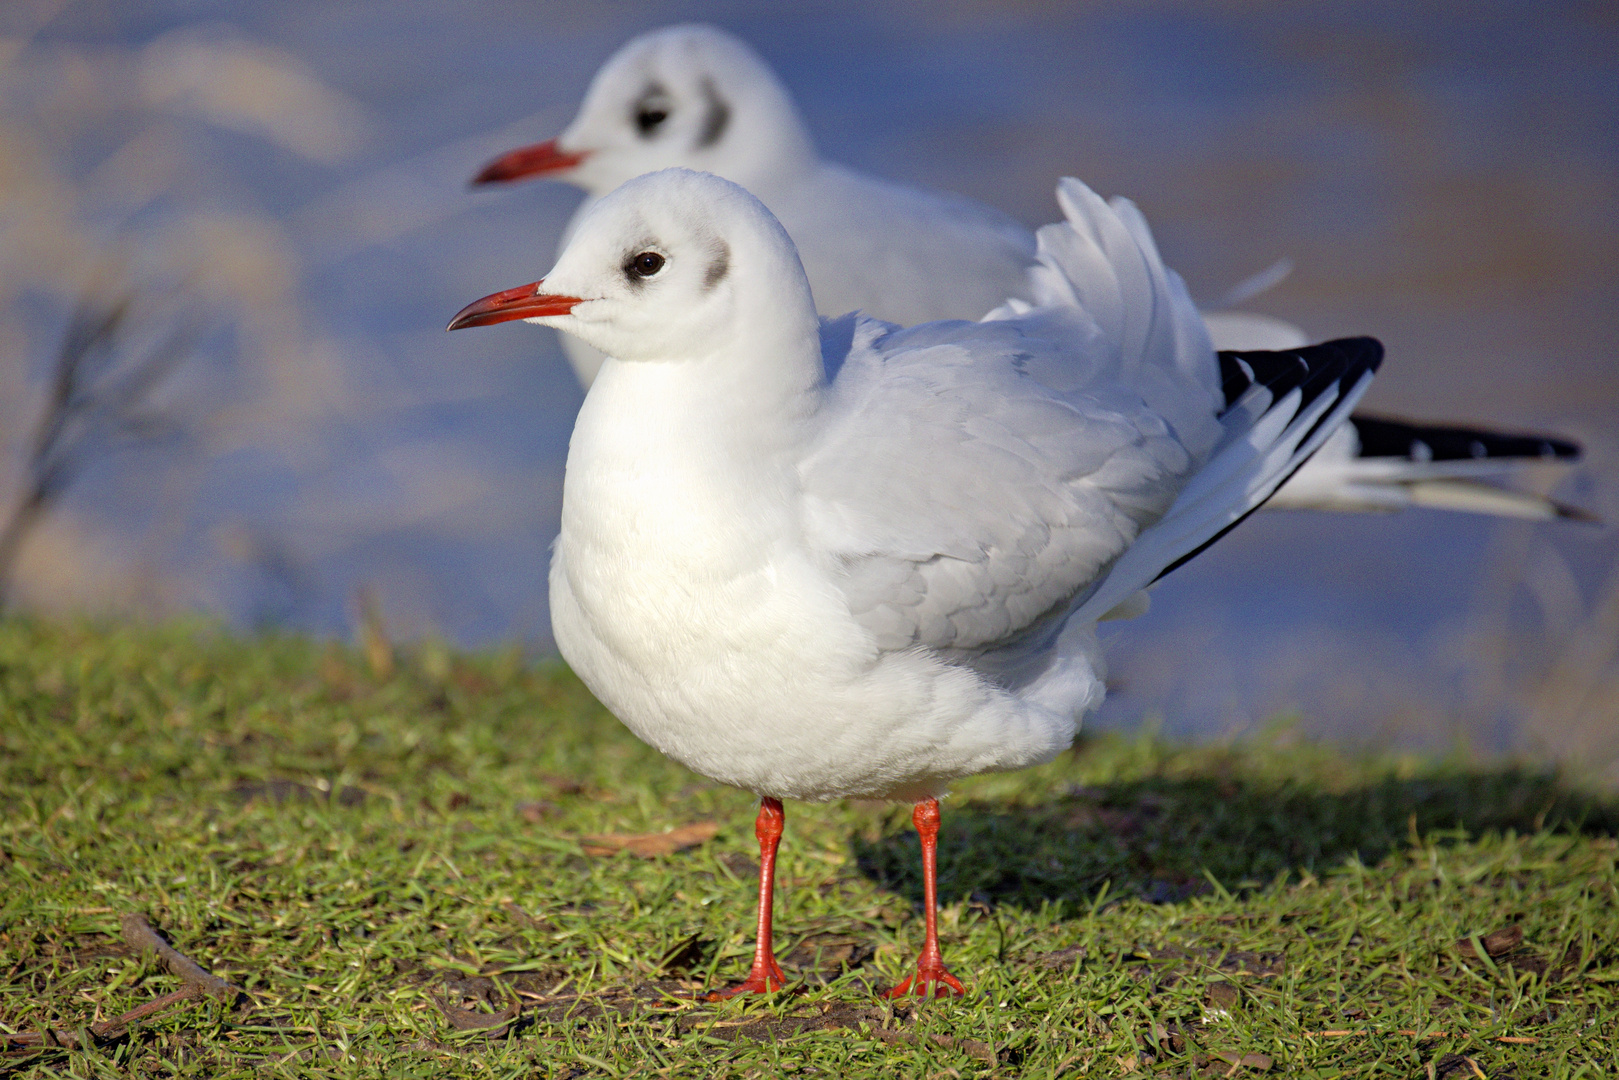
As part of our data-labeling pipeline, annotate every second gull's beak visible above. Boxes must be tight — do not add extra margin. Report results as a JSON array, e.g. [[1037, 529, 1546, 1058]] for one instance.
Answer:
[[472, 139, 590, 185]]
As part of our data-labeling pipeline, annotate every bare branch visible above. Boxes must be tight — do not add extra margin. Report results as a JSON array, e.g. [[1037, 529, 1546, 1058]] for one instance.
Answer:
[[0, 276, 203, 610]]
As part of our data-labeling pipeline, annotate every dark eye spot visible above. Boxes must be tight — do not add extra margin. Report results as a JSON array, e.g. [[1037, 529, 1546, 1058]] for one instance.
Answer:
[[627, 251, 665, 279], [636, 107, 669, 134], [632, 83, 672, 137]]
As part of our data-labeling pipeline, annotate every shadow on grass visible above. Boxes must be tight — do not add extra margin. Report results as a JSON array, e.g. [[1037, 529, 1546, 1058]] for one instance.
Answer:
[[852, 759, 1619, 912]]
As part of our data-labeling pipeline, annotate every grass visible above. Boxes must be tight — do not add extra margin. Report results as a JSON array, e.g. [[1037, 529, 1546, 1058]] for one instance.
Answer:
[[1, 618, 1616, 1078]]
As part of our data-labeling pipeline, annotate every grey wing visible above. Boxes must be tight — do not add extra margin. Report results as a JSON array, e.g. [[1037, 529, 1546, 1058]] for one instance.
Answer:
[[799, 317, 1203, 654], [780, 166, 1036, 328]]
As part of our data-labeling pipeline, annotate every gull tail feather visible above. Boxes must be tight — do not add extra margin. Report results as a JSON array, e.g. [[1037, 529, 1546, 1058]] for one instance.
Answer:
[[1403, 480, 1595, 522], [1268, 414, 1595, 521], [1073, 337, 1384, 623]]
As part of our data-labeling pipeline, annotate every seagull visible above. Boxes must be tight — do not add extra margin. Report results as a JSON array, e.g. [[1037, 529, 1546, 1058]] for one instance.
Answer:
[[474, 22, 1035, 385], [473, 23, 1588, 524], [449, 167, 1382, 998]]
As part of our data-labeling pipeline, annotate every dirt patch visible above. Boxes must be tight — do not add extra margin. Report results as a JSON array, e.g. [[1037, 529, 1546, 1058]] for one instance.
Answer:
[[1451, 923, 1587, 982]]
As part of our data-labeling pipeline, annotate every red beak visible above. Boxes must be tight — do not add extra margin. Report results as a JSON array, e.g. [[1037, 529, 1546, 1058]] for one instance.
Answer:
[[471, 139, 590, 185], [447, 280, 584, 330]]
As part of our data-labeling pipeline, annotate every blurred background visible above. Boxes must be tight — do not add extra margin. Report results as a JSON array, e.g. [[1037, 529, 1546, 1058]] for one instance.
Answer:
[[2, 0, 1615, 777]]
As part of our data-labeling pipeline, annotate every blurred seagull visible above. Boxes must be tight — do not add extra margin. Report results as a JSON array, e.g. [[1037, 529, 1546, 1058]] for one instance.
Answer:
[[474, 23, 1590, 524], [449, 168, 1383, 997]]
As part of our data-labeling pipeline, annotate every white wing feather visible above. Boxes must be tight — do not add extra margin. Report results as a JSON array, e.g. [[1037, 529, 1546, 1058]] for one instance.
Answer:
[[800, 180, 1220, 655]]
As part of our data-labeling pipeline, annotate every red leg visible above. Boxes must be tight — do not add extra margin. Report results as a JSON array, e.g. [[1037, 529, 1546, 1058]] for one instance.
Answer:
[[707, 797, 787, 999], [886, 798, 965, 999]]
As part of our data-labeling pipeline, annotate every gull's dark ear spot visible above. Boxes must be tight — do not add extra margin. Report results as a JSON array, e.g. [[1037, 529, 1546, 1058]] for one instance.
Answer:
[[695, 78, 730, 148], [704, 242, 730, 290]]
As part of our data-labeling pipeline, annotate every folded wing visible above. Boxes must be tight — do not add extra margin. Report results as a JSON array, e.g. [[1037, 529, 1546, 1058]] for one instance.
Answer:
[[799, 178, 1224, 655]]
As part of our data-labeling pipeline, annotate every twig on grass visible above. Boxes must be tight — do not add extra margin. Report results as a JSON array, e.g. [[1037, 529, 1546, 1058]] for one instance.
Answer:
[[429, 993, 522, 1035], [2, 913, 243, 1052], [1212, 1050, 1274, 1072], [2, 990, 196, 1052], [578, 821, 721, 857], [118, 914, 243, 1002]]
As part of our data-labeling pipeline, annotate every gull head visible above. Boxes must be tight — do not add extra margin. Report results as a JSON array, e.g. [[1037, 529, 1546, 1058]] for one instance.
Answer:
[[474, 25, 816, 197], [451, 168, 819, 366]]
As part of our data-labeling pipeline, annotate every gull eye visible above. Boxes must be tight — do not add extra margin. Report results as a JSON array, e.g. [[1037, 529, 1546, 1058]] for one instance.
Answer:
[[628, 251, 665, 278], [635, 107, 669, 134], [632, 84, 673, 138]]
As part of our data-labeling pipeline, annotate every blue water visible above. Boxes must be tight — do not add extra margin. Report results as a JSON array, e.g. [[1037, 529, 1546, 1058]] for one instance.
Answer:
[[6, 0, 1616, 752]]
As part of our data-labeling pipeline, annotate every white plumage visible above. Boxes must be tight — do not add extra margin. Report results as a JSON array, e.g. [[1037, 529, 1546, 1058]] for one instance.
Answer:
[[455, 168, 1375, 801], [475, 23, 1585, 524], [448, 167, 1380, 996], [478, 24, 1034, 384]]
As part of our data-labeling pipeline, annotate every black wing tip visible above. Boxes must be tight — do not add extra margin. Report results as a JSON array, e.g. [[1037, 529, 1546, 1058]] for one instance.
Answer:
[[1320, 335, 1385, 372], [1164, 337, 1384, 583], [1348, 413, 1583, 464], [1216, 336, 1383, 413]]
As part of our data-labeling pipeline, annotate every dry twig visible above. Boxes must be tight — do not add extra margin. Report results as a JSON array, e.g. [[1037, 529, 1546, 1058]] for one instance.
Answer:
[[119, 913, 243, 1002], [579, 821, 721, 857], [1301, 1029, 1539, 1045], [429, 994, 522, 1034], [2, 913, 242, 1052]]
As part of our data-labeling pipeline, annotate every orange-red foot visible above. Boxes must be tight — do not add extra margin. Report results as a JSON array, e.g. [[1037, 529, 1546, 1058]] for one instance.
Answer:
[[885, 961, 966, 999], [706, 958, 787, 1000]]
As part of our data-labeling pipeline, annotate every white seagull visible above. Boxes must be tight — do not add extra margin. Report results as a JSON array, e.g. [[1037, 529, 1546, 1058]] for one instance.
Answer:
[[474, 23, 1588, 524], [449, 168, 1382, 998]]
